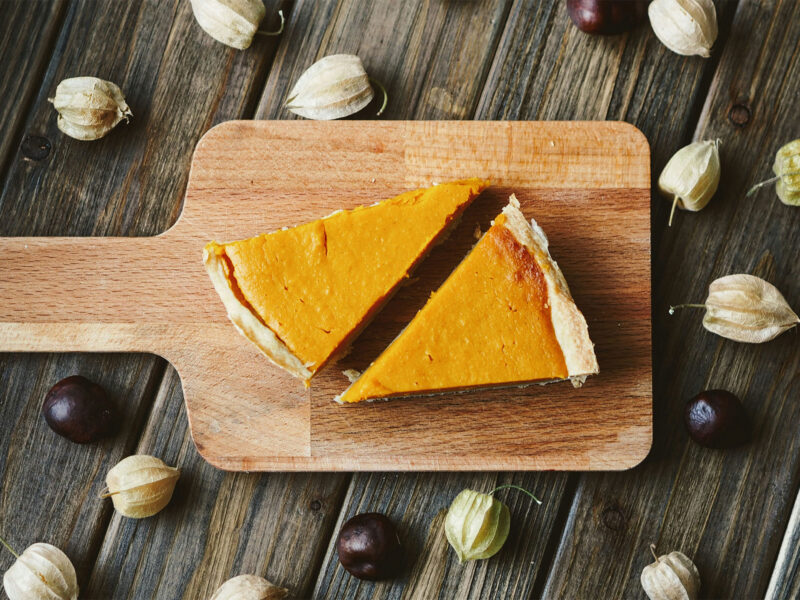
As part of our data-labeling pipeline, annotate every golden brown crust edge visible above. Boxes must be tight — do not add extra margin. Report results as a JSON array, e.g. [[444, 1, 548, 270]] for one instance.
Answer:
[[499, 195, 599, 386], [203, 243, 313, 383]]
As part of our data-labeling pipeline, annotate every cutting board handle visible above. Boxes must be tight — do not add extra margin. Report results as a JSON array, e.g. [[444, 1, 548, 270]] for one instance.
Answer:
[[0, 234, 206, 355]]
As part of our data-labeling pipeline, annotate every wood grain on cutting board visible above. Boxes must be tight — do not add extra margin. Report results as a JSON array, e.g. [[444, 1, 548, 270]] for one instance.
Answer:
[[0, 120, 651, 471]]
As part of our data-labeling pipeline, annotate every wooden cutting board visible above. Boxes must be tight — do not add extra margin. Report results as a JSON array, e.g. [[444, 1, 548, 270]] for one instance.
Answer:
[[0, 121, 651, 471]]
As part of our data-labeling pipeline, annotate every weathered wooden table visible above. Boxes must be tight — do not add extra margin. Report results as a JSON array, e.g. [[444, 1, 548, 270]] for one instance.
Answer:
[[1, 1, 798, 598]]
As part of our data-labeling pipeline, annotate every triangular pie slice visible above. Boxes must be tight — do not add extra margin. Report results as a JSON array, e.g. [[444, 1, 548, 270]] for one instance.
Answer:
[[336, 195, 598, 403], [203, 178, 489, 385]]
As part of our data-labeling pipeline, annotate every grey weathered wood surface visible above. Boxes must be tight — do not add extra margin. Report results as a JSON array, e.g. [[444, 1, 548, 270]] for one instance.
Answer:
[[0, 0, 798, 599], [0, 0, 66, 177]]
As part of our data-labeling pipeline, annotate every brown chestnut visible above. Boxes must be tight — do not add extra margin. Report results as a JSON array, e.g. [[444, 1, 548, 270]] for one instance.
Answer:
[[566, 0, 648, 35], [42, 375, 119, 443], [336, 512, 403, 580], [685, 390, 750, 449]]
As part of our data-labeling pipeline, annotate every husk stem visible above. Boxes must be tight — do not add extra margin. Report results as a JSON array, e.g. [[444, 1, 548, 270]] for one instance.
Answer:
[[0, 533, 20, 559], [668, 303, 706, 315], [489, 484, 542, 505], [669, 195, 679, 227], [256, 10, 284, 36], [746, 170, 800, 197], [369, 77, 388, 116], [650, 543, 659, 562], [99, 486, 121, 498]]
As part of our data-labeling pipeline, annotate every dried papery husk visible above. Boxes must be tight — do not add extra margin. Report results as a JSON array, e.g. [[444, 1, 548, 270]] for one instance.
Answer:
[[49, 77, 131, 141], [747, 139, 800, 206], [444, 485, 540, 563], [209, 574, 288, 600], [285, 54, 380, 120], [103, 454, 180, 518], [671, 274, 799, 343], [648, 0, 717, 57], [1, 540, 78, 600], [189, 0, 266, 50], [640, 544, 700, 600], [658, 139, 720, 226], [445, 489, 510, 563], [775, 140, 800, 205]]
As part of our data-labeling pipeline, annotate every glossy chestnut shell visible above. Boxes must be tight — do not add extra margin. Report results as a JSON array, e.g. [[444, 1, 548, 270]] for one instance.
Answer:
[[336, 512, 403, 580], [566, 0, 648, 35], [42, 375, 119, 443], [685, 389, 750, 449]]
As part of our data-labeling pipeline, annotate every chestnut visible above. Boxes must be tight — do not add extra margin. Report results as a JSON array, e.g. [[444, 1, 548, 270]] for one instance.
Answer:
[[684, 390, 750, 449], [42, 375, 119, 443], [336, 512, 403, 580], [566, 0, 648, 35]]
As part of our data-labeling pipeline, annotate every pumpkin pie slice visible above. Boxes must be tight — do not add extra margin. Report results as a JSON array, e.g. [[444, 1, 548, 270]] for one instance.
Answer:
[[336, 195, 598, 403], [203, 178, 489, 385]]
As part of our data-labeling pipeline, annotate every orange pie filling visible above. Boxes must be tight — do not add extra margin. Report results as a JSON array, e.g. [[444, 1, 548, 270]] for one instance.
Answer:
[[337, 196, 598, 403], [203, 179, 489, 384]]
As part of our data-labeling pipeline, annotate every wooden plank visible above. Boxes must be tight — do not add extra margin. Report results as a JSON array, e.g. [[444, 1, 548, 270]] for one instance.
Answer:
[[0, 353, 164, 586], [0, 0, 189, 589], [0, 0, 287, 593], [542, 1, 800, 598], [84, 366, 350, 598], [302, 2, 560, 598], [257, 0, 512, 120], [766, 486, 800, 600], [313, 473, 570, 599], [311, 0, 739, 596], [77, 3, 352, 597], [0, 120, 651, 471], [263, 2, 577, 596], [0, 0, 284, 237], [0, 0, 66, 178]]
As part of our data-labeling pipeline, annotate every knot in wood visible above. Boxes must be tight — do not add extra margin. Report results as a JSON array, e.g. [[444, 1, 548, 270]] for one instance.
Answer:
[[728, 103, 752, 127], [20, 134, 51, 161], [310, 499, 322, 512], [601, 505, 625, 530]]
